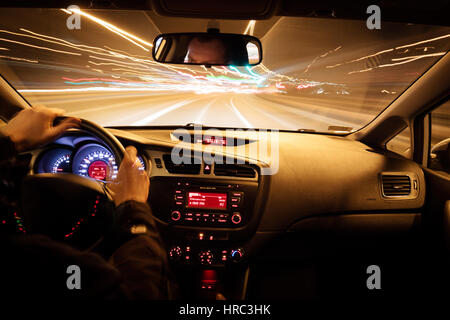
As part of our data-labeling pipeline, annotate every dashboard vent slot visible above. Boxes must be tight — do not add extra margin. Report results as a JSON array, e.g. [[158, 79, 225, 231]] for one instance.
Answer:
[[214, 164, 256, 178], [162, 155, 200, 174], [381, 175, 411, 196]]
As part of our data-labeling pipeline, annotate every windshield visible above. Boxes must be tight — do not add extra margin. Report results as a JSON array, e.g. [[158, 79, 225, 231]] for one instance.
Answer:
[[0, 8, 449, 132]]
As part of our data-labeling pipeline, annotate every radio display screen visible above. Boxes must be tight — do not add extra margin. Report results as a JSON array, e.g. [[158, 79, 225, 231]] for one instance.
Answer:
[[187, 192, 227, 210]]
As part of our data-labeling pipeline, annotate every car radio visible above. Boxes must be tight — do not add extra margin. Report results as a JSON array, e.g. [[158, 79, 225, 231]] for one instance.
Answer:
[[171, 186, 244, 226], [149, 178, 258, 228]]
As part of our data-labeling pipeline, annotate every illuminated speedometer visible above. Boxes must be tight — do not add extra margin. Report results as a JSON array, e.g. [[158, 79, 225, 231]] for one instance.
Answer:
[[72, 144, 118, 181]]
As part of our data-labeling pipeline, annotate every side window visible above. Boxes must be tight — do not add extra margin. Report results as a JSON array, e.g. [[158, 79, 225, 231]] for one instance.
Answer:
[[429, 100, 450, 174], [386, 126, 411, 159]]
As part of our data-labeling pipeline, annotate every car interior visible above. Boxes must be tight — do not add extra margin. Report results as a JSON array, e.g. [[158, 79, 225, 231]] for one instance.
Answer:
[[0, 0, 449, 300]]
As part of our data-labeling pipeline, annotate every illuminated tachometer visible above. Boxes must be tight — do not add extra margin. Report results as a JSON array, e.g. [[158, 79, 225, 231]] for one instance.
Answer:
[[36, 148, 73, 174], [73, 144, 118, 181], [51, 154, 71, 173]]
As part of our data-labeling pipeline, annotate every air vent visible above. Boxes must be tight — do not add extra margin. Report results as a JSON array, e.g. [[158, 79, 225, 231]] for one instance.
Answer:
[[162, 155, 200, 174], [214, 164, 256, 178], [381, 175, 411, 196]]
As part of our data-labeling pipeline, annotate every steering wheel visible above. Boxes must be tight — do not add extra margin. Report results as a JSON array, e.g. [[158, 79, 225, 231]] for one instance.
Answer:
[[20, 117, 126, 249]]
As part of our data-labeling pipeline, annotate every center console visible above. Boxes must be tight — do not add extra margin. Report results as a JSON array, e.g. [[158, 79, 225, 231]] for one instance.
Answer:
[[149, 176, 263, 299], [150, 178, 258, 229]]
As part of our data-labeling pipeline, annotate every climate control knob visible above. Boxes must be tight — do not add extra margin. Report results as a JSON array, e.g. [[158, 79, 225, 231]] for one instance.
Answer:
[[230, 248, 244, 262], [198, 250, 213, 265]]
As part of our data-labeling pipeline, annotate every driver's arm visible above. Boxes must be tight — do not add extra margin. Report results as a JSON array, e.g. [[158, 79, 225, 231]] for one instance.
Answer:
[[1, 107, 81, 153], [104, 146, 177, 299], [0, 131, 18, 162], [1, 107, 175, 299]]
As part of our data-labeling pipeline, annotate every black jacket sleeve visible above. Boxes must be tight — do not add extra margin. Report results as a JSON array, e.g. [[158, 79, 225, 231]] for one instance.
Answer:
[[109, 201, 175, 299], [0, 133, 17, 162], [93, 200, 176, 299], [1, 201, 175, 300]]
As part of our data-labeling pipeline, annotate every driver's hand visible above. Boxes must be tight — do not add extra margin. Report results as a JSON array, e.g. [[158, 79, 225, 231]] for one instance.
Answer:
[[1, 106, 80, 152], [109, 146, 150, 207]]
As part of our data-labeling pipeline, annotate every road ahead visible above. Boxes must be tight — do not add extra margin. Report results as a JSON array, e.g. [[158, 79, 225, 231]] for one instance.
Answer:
[[0, 8, 448, 148], [24, 90, 378, 132]]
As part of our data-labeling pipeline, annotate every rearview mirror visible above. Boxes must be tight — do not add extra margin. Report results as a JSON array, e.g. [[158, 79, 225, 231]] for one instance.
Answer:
[[152, 33, 262, 66]]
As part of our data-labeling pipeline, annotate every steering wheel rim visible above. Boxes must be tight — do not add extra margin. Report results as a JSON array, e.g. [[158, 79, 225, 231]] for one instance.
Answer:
[[21, 117, 126, 249], [55, 116, 126, 164]]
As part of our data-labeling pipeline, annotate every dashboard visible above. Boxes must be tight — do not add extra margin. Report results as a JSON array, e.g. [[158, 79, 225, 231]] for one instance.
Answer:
[[28, 127, 428, 299], [34, 133, 146, 181]]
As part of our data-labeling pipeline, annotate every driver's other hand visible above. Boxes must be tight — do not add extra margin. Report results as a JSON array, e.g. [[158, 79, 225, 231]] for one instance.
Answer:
[[109, 146, 150, 207], [2, 106, 81, 152]]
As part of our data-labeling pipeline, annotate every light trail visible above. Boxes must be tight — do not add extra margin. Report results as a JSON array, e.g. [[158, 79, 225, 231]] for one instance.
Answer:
[[390, 52, 446, 61], [327, 34, 449, 71], [304, 46, 341, 73], [244, 20, 256, 35], [0, 37, 81, 55], [61, 8, 153, 51], [230, 98, 253, 128], [348, 52, 447, 74], [395, 34, 450, 49], [0, 55, 38, 63], [132, 98, 200, 125]]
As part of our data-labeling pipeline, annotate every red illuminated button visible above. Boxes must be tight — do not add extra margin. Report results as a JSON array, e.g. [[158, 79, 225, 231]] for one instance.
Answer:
[[171, 211, 181, 221], [231, 197, 240, 203], [203, 164, 211, 174], [198, 250, 213, 265], [231, 213, 242, 225], [169, 246, 183, 260]]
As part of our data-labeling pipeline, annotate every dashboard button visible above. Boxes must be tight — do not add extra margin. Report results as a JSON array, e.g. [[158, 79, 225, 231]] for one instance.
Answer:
[[203, 164, 211, 174], [171, 211, 181, 221], [198, 250, 213, 265], [169, 246, 183, 260], [230, 248, 244, 262], [231, 213, 242, 224], [231, 197, 240, 203]]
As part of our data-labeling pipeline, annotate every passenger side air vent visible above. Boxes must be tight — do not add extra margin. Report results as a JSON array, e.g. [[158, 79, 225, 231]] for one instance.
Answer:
[[381, 174, 411, 197], [214, 164, 257, 178], [162, 155, 201, 174]]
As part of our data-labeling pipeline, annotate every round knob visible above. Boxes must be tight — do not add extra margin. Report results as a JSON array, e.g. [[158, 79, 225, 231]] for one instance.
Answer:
[[171, 210, 181, 221], [230, 249, 244, 262], [168, 246, 183, 260], [231, 213, 242, 225], [198, 250, 213, 265]]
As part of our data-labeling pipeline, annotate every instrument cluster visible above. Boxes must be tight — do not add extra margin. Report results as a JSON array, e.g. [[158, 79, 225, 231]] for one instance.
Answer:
[[35, 141, 146, 182]]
